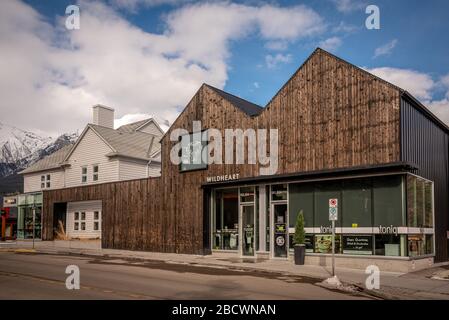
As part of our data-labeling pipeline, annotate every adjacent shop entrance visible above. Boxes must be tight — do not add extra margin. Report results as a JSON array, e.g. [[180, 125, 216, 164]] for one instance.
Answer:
[[272, 203, 288, 258], [240, 204, 255, 256]]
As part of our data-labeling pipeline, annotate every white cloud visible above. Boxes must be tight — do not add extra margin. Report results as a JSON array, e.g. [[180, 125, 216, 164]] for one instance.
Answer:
[[366, 67, 435, 100], [253, 82, 260, 89], [319, 37, 342, 52], [366, 68, 449, 125], [428, 99, 449, 125], [0, 0, 324, 137], [110, 0, 188, 12], [264, 40, 288, 51], [265, 54, 292, 69], [373, 39, 398, 58], [332, 21, 359, 33], [331, 0, 366, 13]]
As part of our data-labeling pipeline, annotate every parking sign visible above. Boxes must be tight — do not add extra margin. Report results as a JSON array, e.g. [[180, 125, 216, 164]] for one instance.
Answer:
[[329, 198, 338, 221]]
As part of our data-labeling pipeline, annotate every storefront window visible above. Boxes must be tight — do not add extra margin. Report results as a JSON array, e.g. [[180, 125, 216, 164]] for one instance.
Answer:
[[240, 187, 254, 203], [288, 183, 313, 228], [375, 234, 404, 256], [424, 181, 433, 228], [314, 235, 341, 254], [213, 189, 238, 250], [314, 183, 341, 228], [407, 176, 424, 228], [17, 193, 42, 240], [408, 235, 425, 257], [373, 176, 404, 227], [271, 184, 287, 201], [342, 235, 373, 255], [342, 179, 371, 227]]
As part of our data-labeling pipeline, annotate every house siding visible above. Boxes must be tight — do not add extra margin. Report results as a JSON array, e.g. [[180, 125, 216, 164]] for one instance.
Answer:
[[64, 128, 119, 187], [119, 159, 161, 180], [23, 169, 65, 193]]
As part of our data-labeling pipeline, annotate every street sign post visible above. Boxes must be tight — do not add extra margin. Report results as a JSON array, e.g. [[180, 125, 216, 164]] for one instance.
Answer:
[[329, 199, 338, 276]]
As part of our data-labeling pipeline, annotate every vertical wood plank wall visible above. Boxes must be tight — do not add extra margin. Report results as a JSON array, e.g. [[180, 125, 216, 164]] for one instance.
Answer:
[[43, 49, 401, 254]]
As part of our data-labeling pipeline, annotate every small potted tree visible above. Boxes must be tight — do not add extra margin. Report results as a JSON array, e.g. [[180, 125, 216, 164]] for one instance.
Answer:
[[294, 210, 306, 265]]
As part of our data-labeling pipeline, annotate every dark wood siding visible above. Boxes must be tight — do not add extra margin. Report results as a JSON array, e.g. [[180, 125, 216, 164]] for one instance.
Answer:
[[43, 49, 402, 254], [401, 97, 449, 262]]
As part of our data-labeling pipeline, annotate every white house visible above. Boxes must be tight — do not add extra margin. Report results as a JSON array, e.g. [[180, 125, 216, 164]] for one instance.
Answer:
[[19, 105, 164, 239]]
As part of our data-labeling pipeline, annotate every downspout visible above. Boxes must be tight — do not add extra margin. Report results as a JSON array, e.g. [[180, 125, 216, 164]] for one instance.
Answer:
[[146, 136, 155, 177]]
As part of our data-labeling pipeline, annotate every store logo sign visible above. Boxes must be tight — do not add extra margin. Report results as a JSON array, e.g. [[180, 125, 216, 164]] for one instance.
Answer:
[[206, 173, 240, 183], [378, 225, 398, 236], [320, 225, 334, 234]]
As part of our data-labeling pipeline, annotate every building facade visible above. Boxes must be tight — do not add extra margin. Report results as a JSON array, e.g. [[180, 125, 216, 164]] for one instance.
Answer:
[[19, 105, 164, 240], [40, 49, 449, 271]]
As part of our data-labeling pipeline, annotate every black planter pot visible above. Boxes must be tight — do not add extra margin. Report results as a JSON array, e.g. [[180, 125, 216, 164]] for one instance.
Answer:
[[294, 245, 306, 265]]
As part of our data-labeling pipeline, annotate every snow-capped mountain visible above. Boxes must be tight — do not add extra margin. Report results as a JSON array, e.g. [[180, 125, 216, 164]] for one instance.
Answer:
[[0, 122, 78, 178]]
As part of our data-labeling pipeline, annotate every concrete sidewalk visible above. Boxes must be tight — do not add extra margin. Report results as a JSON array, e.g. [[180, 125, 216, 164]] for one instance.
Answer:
[[2, 240, 449, 299]]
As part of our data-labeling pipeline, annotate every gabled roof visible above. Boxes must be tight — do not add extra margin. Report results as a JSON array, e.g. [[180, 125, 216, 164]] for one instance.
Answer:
[[67, 124, 161, 162], [117, 119, 149, 133], [19, 144, 73, 175], [205, 84, 263, 117]]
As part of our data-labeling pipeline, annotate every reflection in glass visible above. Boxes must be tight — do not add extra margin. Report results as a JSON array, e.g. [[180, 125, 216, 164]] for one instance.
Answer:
[[213, 189, 238, 250]]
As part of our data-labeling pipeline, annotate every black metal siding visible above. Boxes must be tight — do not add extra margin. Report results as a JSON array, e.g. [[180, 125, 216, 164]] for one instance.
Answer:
[[401, 97, 449, 262]]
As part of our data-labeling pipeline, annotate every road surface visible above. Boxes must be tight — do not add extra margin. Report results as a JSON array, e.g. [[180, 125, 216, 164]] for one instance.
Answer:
[[0, 251, 369, 299]]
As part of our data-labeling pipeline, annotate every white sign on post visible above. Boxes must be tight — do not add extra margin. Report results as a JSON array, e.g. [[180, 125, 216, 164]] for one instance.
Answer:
[[329, 198, 338, 221]]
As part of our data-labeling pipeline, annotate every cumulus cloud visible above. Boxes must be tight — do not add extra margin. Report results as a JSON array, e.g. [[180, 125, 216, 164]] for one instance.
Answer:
[[331, 0, 366, 13], [366, 67, 449, 125], [265, 54, 292, 69], [110, 0, 188, 12], [0, 0, 324, 137], [366, 67, 435, 100], [319, 37, 342, 52], [373, 39, 398, 58]]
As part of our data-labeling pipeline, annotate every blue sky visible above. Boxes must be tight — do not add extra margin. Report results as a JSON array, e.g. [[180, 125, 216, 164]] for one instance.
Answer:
[[2, 0, 449, 136]]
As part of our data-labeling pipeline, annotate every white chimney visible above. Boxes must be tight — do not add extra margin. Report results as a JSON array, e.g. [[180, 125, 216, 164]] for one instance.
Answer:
[[92, 104, 114, 128]]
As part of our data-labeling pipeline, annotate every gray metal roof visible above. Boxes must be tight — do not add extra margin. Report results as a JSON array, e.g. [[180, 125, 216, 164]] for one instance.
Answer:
[[205, 84, 263, 117], [19, 144, 73, 174], [90, 124, 161, 161], [116, 119, 150, 133]]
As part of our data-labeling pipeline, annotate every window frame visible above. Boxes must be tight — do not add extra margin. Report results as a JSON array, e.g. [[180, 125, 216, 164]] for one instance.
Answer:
[[92, 165, 99, 182], [81, 166, 87, 183]]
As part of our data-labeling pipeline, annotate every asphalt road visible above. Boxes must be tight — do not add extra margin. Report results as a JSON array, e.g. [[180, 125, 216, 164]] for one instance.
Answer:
[[0, 252, 369, 299]]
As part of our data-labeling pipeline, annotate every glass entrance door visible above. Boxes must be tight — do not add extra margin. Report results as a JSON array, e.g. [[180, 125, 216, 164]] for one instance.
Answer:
[[241, 205, 255, 256], [273, 203, 288, 258]]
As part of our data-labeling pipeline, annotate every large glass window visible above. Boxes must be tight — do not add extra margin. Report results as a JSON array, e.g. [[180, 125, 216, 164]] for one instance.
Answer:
[[288, 184, 313, 228], [271, 184, 287, 201], [213, 189, 238, 250], [375, 234, 404, 256], [373, 176, 404, 227], [286, 174, 433, 257], [342, 235, 373, 255], [314, 182, 341, 228], [342, 179, 371, 227], [407, 175, 434, 228]]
